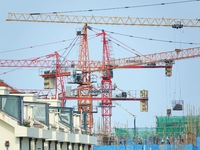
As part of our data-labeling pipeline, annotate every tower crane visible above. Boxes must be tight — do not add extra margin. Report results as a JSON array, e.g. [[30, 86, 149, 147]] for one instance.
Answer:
[[4, 12, 200, 134], [6, 12, 200, 28], [1, 45, 200, 132], [76, 24, 94, 132]]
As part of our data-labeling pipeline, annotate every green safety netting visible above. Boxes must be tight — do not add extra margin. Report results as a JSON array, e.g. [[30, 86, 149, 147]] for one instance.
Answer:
[[115, 116, 200, 139], [115, 127, 156, 138], [156, 116, 200, 137]]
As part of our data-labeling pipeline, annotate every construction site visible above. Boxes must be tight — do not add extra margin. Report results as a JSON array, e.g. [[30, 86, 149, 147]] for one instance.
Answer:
[[1, 1, 200, 150], [92, 115, 200, 149]]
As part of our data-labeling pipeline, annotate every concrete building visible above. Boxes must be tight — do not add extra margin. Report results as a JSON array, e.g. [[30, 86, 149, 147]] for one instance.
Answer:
[[0, 80, 97, 150]]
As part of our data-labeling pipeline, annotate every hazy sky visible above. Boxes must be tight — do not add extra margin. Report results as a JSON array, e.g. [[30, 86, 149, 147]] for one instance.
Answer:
[[1, 1, 200, 129]]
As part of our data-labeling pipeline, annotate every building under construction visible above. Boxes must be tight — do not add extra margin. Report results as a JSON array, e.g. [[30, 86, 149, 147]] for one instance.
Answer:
[[93, 115, 200, 150]]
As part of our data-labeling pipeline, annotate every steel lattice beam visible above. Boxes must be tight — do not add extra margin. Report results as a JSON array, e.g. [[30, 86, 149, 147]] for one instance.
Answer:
[[7, 12, 200, 27]]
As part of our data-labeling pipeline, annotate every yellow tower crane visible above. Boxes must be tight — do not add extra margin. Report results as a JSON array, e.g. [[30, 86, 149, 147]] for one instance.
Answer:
[[6, 12, 200, 28]]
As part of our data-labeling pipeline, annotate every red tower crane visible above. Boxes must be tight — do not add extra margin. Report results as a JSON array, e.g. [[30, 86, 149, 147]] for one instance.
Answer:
[[1, 42, 200, 133], [100, 30, 113, 134], [3, 12, 200, 134], [76, 24, 94, 132]]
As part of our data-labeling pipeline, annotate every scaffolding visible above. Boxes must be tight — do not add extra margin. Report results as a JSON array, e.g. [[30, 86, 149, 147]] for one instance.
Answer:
[[156, 116, 199, 146], [114, 116, 200, 146]]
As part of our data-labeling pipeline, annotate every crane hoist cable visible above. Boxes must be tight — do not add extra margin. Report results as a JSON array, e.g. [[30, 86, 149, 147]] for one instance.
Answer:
[[89, 26, 200, 45], [60, 36, 79, 62], [107, 35, 141, 56], [88, 27, 141, 56], [89, 27, 160, 64]]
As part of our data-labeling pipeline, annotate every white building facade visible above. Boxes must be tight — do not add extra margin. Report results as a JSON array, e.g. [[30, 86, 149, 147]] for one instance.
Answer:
[[0, 82, 97, 150]]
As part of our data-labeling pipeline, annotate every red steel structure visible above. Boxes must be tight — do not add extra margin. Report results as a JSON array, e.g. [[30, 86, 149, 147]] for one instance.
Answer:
[[1, 41, 200, 133], [76, 24, 94, 132], [1, 47, 200, 69], [100, 30, 113, 134], [3, 12, 200, 133]]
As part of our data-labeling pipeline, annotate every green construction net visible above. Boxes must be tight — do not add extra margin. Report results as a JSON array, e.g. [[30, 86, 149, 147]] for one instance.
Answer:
[[156, 116, 200, 137], [115, 116, 200, 139], [115, 127, 156, 138]]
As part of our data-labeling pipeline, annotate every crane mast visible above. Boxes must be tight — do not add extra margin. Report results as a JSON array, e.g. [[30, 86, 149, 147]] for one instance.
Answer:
[[101, 30, 113, 134], [76, 24, 93, 132]]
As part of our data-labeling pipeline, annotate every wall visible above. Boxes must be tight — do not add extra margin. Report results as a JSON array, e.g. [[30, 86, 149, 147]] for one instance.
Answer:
[[0, 120, 19, 150]]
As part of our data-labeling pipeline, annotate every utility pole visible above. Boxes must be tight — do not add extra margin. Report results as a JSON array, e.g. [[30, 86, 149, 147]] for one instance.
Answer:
[[134, 116, 136, 139]]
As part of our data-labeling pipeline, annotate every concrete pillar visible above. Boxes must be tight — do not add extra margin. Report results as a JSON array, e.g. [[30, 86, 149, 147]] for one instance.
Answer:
[[48, 141, 51, 150], [82, 144, 85, 150], [84, 145, 88, 150], [66, 142, 70, 150], [43, 140, 49, 150], [19, 137, 23, 150], [56, 142, 61, 150], [78, 143, 81, 150], [55, 141, 57, 150], [60, 142, 63, 150], [30, 138, 36, 150], [69, 143, 72, 150], [71, 143, 75, 150], [85, 144, 89, 150], [73, 143, 78, 150]]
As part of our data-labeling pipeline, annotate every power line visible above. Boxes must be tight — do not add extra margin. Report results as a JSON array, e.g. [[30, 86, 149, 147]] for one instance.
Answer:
[[31, 0, 200, 15], [0, 34, 98, 55], [0, 39, 73, 54]]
